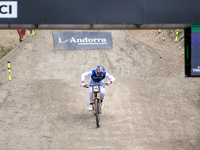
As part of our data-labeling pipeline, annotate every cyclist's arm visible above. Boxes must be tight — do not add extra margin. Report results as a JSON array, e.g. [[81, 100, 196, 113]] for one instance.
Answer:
[[106, 73, 115, 83], [81, 71, 92, 83]]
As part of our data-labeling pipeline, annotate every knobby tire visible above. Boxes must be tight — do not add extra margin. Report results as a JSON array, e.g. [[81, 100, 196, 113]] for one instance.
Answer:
[[95, 98, 100, 127]]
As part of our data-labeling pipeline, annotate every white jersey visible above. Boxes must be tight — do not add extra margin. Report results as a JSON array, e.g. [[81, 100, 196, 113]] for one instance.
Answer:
[[81, 71, 115, 84]]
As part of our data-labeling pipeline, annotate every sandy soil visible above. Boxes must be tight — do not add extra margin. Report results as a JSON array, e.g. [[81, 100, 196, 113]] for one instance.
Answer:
[[0, 30, 19, 49], [0, 30, 199, 150]]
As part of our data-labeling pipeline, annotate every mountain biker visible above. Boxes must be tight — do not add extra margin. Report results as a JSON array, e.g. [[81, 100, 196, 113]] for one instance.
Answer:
[[81, 65, 115, 110]]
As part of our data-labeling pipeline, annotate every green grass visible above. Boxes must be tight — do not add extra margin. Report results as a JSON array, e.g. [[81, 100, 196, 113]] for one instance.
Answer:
[[0, 46, 12, 58], [167, 30, 173, 35], [179, 30, 184, 34]]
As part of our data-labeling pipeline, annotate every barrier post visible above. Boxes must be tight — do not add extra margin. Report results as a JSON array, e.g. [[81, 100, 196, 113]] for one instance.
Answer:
[[7, 61, 11, 81], [17, 30, 23, 42], [175, 29, 179, 42]]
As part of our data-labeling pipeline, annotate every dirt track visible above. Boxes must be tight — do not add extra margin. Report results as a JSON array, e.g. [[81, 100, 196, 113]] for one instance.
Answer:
[[0, 30, 200, 149]]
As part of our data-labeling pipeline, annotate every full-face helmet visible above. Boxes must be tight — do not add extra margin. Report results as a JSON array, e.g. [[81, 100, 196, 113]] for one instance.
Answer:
[[95, 65, 105, 77]]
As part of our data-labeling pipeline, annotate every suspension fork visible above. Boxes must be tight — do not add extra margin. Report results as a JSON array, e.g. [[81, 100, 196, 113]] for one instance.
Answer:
[[93, 93, 97, 112], [93, 93, 98, 103], [93, 92, 101, 106], [93, 91, 102, 114], [92, 93, 100, 101], [99, 92, 102, 113]]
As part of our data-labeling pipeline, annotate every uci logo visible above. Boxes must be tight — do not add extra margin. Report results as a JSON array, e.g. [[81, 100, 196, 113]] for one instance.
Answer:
[[0, 1, 17, 18]]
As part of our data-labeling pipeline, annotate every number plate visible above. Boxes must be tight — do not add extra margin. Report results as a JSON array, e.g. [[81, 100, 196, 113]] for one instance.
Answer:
[[93, 86, 100, 92]]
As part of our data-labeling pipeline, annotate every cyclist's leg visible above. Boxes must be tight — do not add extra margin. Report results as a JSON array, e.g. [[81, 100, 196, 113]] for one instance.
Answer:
[[89, 86, 93, 104], [100, 85, 105, 101], [100, 85, 105, 109], [88, 86, 93, 110], [89, 79, 95, 105]]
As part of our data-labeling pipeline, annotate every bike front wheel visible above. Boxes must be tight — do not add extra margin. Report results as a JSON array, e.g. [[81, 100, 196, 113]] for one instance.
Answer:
[[95, 98, 100, 127]]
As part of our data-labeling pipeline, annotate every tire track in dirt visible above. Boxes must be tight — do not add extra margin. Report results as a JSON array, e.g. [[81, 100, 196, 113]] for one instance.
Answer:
[[36, 80, 67, 149], [0, 90, 10, 110]]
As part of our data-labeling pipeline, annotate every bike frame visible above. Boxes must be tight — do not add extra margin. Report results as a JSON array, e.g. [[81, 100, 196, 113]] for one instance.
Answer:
[[93, 90, 101, 114], [83, 83, 108, 127], [93, 92, 100, 99], [84, 83, 108, 114]]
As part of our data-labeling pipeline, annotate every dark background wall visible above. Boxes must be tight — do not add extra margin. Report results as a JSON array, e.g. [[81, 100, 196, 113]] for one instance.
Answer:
[[0, 0, 200, 24]]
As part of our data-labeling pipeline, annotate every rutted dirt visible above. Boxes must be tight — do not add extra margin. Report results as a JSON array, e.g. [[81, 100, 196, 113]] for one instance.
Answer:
[[0, 30, 199, 149]]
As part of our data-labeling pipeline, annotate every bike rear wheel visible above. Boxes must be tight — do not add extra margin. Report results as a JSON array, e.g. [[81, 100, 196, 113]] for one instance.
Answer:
[[95, 98, 100, 127]]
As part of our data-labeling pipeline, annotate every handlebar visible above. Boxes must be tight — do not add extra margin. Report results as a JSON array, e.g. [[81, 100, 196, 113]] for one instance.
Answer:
[[82, 83, 109, 88]]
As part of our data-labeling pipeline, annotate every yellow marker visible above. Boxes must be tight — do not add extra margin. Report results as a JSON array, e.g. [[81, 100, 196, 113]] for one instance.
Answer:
[[158, 29, 161, 34], [27, 30, 30, 36], [32, 30, 34, 35], [59, 38, 61, 43], [175, 29, 179, 42], [7, 61, 11, 81]]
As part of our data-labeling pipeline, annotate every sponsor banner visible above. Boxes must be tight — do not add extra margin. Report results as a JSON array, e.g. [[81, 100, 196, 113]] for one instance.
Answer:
[[191, 24, 200, 76], [0, 1, 17, 18], [53, 31, 113, 50]]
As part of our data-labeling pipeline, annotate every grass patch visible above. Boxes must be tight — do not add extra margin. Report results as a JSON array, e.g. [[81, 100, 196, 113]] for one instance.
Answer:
[[167, 30, 173, 35], [179, 30, 184, 34], [0, 46, 12, 58]]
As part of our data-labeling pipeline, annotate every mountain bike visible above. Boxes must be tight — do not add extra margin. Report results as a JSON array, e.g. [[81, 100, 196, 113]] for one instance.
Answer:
[[83, 83, 108, 127]]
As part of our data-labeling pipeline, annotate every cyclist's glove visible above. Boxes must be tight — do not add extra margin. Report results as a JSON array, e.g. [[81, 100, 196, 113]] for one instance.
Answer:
[[81, 82, 85, 87], [106, 81, 112, 85]]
